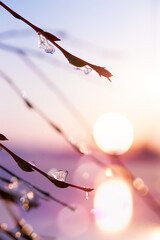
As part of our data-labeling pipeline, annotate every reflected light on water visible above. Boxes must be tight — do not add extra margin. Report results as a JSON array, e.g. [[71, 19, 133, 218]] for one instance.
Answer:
[[94, 178, 133, 232], [93, 112, 134, 155]]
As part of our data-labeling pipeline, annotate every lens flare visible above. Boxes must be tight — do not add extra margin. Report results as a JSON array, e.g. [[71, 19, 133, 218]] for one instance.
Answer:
[[93, 112, 134, 155], [94, 179, 133, 232]]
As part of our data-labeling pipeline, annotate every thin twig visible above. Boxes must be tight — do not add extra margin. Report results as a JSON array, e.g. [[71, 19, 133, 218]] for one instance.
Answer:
[[110, 154, 160, 218], [0, 226, 19, 240], [1, 68, 160, 218], [0, 143, 93, 193], [0, 165, 75, 211], [0, 69, 106, 167], [0, 1, 112, 80]]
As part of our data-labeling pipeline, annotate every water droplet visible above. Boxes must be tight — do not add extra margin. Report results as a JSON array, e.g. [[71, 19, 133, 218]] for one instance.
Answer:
[[138, 185, 149, 196], [29, 161, 36, 167], [105, 168, 114, 177], [133, 177, 149, 195], [11, 177, 18, 182], [48, 168, 68, 181], [15, 231, 21, 238], [22, 223, 33, 235], [75, 65, 92, 75], [77, 142, 89, 155], [20, 197, 28, 203], [38, 34, 55, 54], [19, 218, 26, 227], [68, 136, 77, 145], [22, 90, 27, 98], [31, 232, 39, 240], [133, 177, 144, 190], [0, 223, 7, 230], [27, 191, 34, 200], [85, 192, 89, 200], [7, 177, 19, 190]]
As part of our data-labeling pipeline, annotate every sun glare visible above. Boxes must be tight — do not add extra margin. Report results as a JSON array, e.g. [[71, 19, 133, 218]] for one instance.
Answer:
[[94, 179, 133, 232], [93, 112, 134, 155]]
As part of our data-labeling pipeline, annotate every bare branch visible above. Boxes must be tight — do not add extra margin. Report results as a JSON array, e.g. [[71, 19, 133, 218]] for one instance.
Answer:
[[0, 165, 76, 211], [0, 143, 94, 193], [0, 1, 112, 81]]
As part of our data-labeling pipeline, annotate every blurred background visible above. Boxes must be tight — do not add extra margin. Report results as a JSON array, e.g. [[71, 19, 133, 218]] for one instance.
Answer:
[[0, 0, 160, 240]]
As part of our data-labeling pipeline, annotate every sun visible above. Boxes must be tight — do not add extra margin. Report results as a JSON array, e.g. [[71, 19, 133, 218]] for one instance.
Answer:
[[93, 112, 134, 155], [94, 179, 133, 232]]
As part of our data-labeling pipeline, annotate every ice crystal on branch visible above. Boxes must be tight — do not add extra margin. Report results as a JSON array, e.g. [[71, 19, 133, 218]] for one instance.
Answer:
[[0, 2, 112, 81], [75, 65, 92, 75], [48, 168, 68, 182], [38, 34, 55, 54]]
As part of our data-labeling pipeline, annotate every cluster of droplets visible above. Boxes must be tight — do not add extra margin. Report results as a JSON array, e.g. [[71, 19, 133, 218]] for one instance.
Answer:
[[75, 65, 92, 75], [19, 184, 37, 211], [48, 168, 68, 182], [4, 177, 37, 211], [0, 219, 40, 240], [7, 177, 19, 190], [38, 34, 55, 54], [20, 195, 31, 211], [16, 219, 40, 240], [133, 177, 149, 196]]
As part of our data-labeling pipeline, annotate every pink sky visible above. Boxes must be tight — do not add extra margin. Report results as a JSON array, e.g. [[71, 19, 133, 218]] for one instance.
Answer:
[[0, 0, 160, 152]]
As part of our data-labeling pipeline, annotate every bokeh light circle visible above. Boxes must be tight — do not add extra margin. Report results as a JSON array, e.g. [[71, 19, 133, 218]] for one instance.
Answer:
[[94, 179, 133, 232], [93, 112, 134, 155]]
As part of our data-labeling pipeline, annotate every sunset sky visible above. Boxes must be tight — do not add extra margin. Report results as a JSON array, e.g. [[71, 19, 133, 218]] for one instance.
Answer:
[[0, 0, 160, 152], [0, 0, 160, 151]]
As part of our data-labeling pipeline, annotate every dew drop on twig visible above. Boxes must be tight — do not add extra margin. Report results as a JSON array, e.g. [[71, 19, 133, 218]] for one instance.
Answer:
[[105, 168, 114, 177], [75, 65, 92, 75], [31, 232, 40, 240], [38, 34, 55, 54], [48, 168, 68, 182], [15, 231, 21, 238], [133, 177, 149, 196], [133, 177, 144, 190], [68, 136, 77, 145], [20, 197, 30, 211], [85, 191, 89, 200], [8, 177, 19, 190], [21, 223, 33, 236], [0, 223, 8, 230], [77, 142, 89, 155], [29, 161, 36, 167], [26, 191, 34, 200], [139, 185, 149, 196]]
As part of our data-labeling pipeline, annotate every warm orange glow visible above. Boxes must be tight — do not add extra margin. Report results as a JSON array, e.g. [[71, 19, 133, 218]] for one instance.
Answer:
[[94, 179, 133, 232], [93, 112, 134, 155], [148, 228, 160, 240]]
